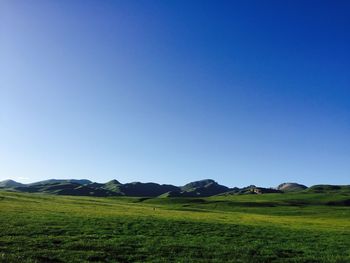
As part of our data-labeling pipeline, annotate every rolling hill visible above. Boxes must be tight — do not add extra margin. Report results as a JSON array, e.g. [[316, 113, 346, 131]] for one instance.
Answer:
[[0, 179, 25, 188], [161, 179, 230, 197], [277, 182, 307, 192], [1, 178, 349, 198], [0, 190, 349, 262]]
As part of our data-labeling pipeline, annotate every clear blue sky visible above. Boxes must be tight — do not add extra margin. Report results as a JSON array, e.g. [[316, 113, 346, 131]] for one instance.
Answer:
[[1, 0, 349, 187]]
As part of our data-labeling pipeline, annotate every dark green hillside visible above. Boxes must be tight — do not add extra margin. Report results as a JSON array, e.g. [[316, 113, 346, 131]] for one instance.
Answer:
[[29, 179, 92, 186], [0, 179, 231, 197], [307, 184, 350, 193], [15, 182, 115, 197], [101, 179, 123, 193], [220, 185, 281, 195], [0, 179, 24, 188], [181, 179, 228, 192], [120, 182, 179, 197], [172, 179, 230, 197], [1, 179, 349, 200], [100, 180, 179, 196]]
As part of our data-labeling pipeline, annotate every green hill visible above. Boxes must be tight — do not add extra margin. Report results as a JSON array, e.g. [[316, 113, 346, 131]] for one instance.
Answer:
[[120, 182, 179, 197], [277, 182, 308, 192], [174, 179, 230, 197], [0, 190, 349, 262], [100, 180, 123, 193], [1, 179, 348, 199], [14, 182, 115, 197], [0, 179, 24, 188], [307, 184, 350, 193], [220, 185, 281, 195], [29, 179, 92, 186]]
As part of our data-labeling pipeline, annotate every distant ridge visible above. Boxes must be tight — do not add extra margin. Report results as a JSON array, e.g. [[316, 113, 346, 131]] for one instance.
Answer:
[[161, 179, 230, 197], [0, 179, 25, 188], [29, 179, 92, 186], [220, 185, 282, 195], [0, 178, 347, 198], [277, 182, 307, 192]]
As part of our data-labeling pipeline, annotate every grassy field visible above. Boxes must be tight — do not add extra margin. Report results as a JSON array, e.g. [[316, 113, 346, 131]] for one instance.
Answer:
[[0, 190, 349, 262]]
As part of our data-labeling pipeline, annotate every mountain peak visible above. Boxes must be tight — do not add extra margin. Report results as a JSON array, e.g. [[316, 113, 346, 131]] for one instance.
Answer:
[[0, 180, 24, 188], [182, 179, 216, 189], [277, 182, 307, 192], [0, 178, 317, 198], [105, 179, 121, 185], [180, 179, 229, 197], [29, 179, 92, 186]]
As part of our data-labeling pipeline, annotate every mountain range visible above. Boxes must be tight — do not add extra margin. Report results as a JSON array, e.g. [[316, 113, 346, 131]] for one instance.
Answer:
[[0, 178, 321, 197], [1, 178, 349, 197]]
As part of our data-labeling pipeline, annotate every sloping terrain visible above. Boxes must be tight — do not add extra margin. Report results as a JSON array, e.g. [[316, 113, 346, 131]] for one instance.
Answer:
[[0, 178, 230, 197], [0, 190, 349, 262], [219, 185, 282, 195], [14, 182, 115, 197], [0, 179, 24, 188], [277, 182, 307, 192], [1, 178, 349, 199], [307, 184, 350, 193], [161, 179, 230, 197], [29, 179, 92, 186]]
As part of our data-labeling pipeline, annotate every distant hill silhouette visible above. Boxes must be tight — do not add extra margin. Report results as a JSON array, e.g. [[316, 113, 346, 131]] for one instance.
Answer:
[[0, 180, 25, 188], [307, 185, 350, 193], [120, 182, 179, 197], [14, 182, 114, 197], [29, 179, 92, 186], [161, 179, 230, 197], [100, 180, 122, 193], [277, 183, 307, 192], [0, 178, 348, 198], [219, 185, 282, 195]]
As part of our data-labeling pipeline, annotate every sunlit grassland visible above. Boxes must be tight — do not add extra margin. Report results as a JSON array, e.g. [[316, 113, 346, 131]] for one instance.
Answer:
[[0, 191, 349, 262]]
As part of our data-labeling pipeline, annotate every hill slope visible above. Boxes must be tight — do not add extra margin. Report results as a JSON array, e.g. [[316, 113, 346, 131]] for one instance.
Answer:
[[14, 182, 115, 197], [0, 179, 348, 198], [277, 182, 307, 192], [29, 179, 92, 186], [161, 179, 230, 197], [0, 191, 349, 262], [0, 180, 24, 188]]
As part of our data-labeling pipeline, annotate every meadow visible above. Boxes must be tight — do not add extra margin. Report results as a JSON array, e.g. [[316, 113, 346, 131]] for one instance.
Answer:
[[0, 190, 349, 262]]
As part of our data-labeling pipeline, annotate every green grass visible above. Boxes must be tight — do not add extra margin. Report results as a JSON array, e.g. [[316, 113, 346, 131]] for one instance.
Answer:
[[0, 191, 349, 262]]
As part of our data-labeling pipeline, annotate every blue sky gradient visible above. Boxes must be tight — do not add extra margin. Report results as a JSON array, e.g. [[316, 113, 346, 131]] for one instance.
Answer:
[[1, 0, 349, 187]]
